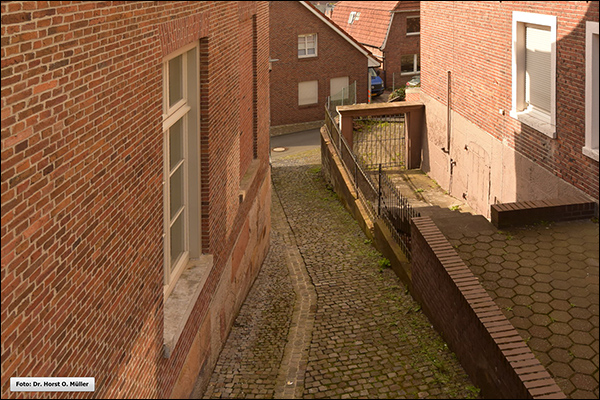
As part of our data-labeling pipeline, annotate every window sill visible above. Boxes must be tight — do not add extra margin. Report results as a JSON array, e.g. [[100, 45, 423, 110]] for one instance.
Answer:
[[509, 109, 556, 139], [582, 146, 599, 162], [163, 254, 213, 358], [406, 32, 420, 36], [401, 72, 420, 76]]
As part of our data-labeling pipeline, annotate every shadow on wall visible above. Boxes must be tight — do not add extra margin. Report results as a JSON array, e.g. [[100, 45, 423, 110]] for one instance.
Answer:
[[511, 3, 599, 207]]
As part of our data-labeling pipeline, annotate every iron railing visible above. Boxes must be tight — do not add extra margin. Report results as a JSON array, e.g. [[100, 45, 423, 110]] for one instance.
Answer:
[[324, 107, 419, 259], [353, 115, 406, 169]]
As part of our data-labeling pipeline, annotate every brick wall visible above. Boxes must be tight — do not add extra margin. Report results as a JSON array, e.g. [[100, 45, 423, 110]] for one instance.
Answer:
[[411, 216, 565, 399], [382, 11, 420, 88], [420, 1, 599, 205], [491, 197, 598, 228], [1, 1, 271, 398], [269, 1, 370, 128]]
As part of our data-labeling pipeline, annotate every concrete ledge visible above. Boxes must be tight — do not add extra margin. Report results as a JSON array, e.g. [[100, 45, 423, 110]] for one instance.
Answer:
[[411, 216, 565, 399], [491, 197, 597, 228], [270, 120, 324, 137]]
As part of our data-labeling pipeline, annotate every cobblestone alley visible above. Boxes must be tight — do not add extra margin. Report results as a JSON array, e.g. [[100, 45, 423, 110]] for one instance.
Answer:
[[194, 148, 479, 399]]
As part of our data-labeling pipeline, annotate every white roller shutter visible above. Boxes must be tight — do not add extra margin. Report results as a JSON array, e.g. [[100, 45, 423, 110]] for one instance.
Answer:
[[330, 76, 349, 101], [298, 80, 318, 105], [525, 24, 552, 113]]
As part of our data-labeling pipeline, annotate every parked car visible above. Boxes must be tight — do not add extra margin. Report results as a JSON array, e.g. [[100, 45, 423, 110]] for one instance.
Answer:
[[369, 67, 385, 97], [406, 75, 420, 87]]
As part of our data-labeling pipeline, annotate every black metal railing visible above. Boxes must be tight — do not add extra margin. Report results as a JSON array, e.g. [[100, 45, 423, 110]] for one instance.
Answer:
[[324, 107, 419, 259], [353, 114, 406, 169]]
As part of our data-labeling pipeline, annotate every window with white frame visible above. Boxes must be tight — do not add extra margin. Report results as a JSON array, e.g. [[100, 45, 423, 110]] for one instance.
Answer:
[[298, 80, 318, 105], [510, 12, 557, 138], [401, 53, 420, 74], [162, 42, 200, 299], [584, 21, 599, 161], [407, 16, 420, 35], [298, 34, 317, 58]]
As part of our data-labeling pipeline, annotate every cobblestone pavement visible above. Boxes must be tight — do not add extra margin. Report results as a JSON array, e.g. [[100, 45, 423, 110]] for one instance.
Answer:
[[199, 148, 478, 399], [445, 220, 599, 399]]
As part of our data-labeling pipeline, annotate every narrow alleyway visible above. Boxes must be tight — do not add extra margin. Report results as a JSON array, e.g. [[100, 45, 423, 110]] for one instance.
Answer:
[[193, 146, 478, 399]]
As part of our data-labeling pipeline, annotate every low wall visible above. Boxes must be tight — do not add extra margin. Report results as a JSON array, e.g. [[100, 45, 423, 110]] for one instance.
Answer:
[[411, 216, 565, 399], [491, 197, 598, 228]]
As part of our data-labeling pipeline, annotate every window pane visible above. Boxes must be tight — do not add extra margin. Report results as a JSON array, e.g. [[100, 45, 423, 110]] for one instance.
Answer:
[[307, 48, 315, 55], [416, 54, 421, 72], [170, 165, 184, 220], [170, 213, 185, 265], [407, 17, 420, 34], [401, 54, 415, 73], [169, 118, 184, 170], [169, 55, 183, 107]]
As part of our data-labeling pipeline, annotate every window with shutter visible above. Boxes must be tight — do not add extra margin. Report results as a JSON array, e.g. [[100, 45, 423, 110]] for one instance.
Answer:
[[298, 80, 318, 105], [510, 12, 557, 138], [525, 24, 551, 113]]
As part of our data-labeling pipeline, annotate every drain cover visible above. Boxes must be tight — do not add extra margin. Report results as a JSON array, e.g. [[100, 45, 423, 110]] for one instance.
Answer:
[[272, 147, 287, 152]]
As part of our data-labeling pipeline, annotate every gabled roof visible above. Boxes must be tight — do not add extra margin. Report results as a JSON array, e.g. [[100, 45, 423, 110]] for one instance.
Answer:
[[299, 1, 381, 67], [329, 1, 402, 50]]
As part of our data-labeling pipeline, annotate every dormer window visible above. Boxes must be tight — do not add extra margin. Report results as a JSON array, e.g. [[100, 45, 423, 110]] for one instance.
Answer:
[[348, 11, 360, 24]]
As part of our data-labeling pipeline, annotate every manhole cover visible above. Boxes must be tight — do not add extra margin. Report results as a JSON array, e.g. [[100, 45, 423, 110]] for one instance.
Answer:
[[272, 147, 287, 152]]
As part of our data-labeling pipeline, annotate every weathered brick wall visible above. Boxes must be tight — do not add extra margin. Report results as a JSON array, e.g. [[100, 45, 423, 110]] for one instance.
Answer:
[[420, 1, 599, 204], [269, 1, 370, 128], [411, 216, 565, 399], [1, 1, 271, 398], [383, 10, 420, 88]]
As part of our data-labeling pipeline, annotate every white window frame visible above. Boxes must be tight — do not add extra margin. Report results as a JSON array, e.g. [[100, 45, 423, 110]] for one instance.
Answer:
[[162, 42, 197, 299], [298, 80, 319, 106], [400, 53, 420, 75], [584, 21, 599, 162], [298, 33, 318, 58], [406, 16, 420, 36], [510, 11, 557, 138]]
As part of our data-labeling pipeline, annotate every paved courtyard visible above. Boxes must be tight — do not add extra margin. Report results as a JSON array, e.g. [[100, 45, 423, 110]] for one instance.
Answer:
[[196, 147, 478, 399]]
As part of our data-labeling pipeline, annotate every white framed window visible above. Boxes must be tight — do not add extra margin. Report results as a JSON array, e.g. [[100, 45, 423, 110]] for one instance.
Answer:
[[510, 12, 557, 138], [298, 80, 318, 105], [162, 42, 200, 299], [584, 21, 599, 162], [401, 53, 420, 75], [298, 34, 317, 58], [330, 76, 349, 102], [407, 16, 420, 36]]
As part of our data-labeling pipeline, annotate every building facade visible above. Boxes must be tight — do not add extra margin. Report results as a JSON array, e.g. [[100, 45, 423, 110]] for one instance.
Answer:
[[269, 1, 378, 133], [1, 1, 271, 398], [418, 1, 599, 217], [330, 1, 420, 89]]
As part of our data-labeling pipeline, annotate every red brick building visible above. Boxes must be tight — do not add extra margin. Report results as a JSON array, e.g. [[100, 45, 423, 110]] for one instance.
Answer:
[[269, 1, 379, 134], [1, 1, 271, 398], [330, 1, 420, 89], [418, 1, 599, 217]]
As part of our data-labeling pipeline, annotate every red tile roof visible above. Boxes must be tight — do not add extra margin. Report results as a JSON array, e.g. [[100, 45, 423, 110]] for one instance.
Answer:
[[330, 1, 399, 49]]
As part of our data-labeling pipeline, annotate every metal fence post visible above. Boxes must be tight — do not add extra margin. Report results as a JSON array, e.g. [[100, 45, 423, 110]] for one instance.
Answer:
[[378, 163, 382, 216]]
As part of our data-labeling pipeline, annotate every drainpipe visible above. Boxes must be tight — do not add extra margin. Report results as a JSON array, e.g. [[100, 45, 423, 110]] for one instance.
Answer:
[[443, 70, 451, 154]]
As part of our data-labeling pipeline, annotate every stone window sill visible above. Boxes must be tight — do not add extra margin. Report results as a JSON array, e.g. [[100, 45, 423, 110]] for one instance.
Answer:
[[510, 109, 556, 139], [582, 146, 599, 162], [163, 254, 213, 358]]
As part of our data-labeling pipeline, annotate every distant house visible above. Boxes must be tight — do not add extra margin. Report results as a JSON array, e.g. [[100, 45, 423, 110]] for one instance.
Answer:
[[330, 1, 420, 89], [1, 1, 271, 398], [417, 1, 599, 217], [270, 1, 380, 135]]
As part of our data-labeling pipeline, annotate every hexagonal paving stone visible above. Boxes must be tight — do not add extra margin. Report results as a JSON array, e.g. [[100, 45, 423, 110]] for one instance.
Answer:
[[568, 244, 586, 253], [569, 344, 597, 359], [531, 292, 552, 303], [495, 287, 516, 299], [533, 272, 553, 283], [512, 295, 533, 306], [548, 322, 573, 336], [534, 256, 554, 266], [550, 310, 573, 323], [550, 289, 571, 300], [477, 235, 493, 243], [519, 251, 538, 260], [503, 253, 521, 262], [517, 266, 536, 276], [547, 361, 575, 379], [484, 263, 502, 272], [515, 275, 535, 286], [569, 331, 595, 345], [571, 358, 597, 375], [504, 245, 522, 254], [514, 285, 534, 296], [469, 257, 487, 267], [528, 337, 552, 352], [552, 247, 570, 256], [485, 255, 505, 264], [458, 244, 475, 253], [472, 249, 490, 259], [550, 279, 571, 290], [532, 282, 553, 293], [482, 271, 501, 281], [530, 313, 552, 327], [549, 299, 573, 312], [531, 302, 553, 314], [570, 373, 598, 391], [497, 278, 517, 289], [548, 347, 573, 363], [512, 305, 533, 318], [474, 242, 491, 251], [569, 297, 592, 310], [511, 316, 533, 330]]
